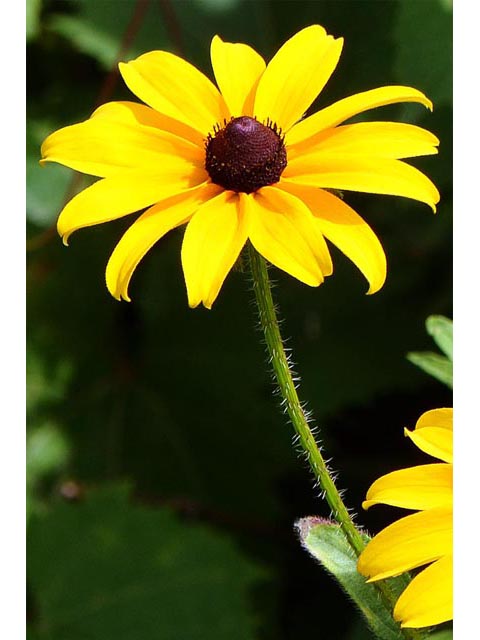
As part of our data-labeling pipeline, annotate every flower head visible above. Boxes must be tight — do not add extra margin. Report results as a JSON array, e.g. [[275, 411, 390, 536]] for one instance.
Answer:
[[41, 25, 439, 308], [357, 408, 453, 629]]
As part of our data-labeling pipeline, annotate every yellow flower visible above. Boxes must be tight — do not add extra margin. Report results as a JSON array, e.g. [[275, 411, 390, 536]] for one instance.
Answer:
[[357, 408, 453, 629], [41, 25, 439, 308]]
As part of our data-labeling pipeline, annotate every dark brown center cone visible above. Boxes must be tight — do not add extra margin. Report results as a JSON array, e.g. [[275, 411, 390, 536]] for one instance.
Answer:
[[205, 116, 287, 193]]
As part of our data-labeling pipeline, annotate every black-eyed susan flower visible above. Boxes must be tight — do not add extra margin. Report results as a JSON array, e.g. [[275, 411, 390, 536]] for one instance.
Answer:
[[41, 25, 439, 308], [357, 408, 453, 629]]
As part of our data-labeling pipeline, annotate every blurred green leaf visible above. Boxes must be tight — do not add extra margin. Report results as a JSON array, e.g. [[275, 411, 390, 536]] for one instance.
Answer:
[[26, 347, 73, 415], [47, 0, 170, 70], [195, 0, 242, 10], [28, 485, 264, 640], [296, 519, 411, 640], [27, 119, 73, 227], [425, 315, 453, 361], [47, 13, 120, 70], [406, 352, 452, 389], [394, 0, 452, 111], [27, 422, 70, 484], [27, 422, 70, 523], [26, 0, 42, 41]]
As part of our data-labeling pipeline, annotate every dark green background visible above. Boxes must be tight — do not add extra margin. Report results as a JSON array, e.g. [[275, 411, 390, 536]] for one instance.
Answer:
[[27, 1, 452, 638]]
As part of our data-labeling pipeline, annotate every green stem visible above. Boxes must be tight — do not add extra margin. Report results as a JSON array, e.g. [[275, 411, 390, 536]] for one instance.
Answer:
[[248, 245, 364, 553], [247, 246, 425, 640]]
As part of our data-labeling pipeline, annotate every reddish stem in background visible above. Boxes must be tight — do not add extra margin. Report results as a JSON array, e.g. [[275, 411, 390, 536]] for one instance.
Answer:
[[157, 0, 185, 56]]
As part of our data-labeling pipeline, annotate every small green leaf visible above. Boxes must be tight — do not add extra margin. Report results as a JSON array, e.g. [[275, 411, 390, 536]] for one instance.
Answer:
[[425, 316, 453, 361], [296, 519, 413, 640], [406, 351, 453, 389]]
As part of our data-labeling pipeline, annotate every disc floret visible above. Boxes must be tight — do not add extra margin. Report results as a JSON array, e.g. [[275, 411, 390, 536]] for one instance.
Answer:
[[205, 116, 287, 193]]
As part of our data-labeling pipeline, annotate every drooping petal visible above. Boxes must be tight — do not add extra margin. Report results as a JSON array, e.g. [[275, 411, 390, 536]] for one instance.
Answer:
[[357, 507, 452, 581], [181, 191, 248, 309], [362, 463, 452, 511], [90, 100, 205, 147], [283, 155, 440, 211], [254, 25, 343, 132], [287, 122, 439, 161], [406, 428, 453, 463], [210, 36, 266, 117], [287, 86, 433, 146], [41, 116, 204, 177], [119, 50, 230, 136], [57, 165, 208, 244], [406, 408, 453, 462], [242, 187, 330, 286], [279, 182, 386, 293], [106, 183, 221, 301], [394, 554, 453, 628]]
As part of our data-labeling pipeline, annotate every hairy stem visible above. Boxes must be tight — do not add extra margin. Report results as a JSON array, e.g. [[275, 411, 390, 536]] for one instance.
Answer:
[[248, 245, 365, 553], [247, 245, 425, 640]]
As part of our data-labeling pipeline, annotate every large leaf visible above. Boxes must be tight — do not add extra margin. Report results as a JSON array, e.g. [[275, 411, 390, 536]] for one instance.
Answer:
[[28, 484, 264, 640]]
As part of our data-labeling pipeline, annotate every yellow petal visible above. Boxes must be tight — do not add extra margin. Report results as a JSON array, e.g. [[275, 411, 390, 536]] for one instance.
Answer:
[[357, 507, 452, 581], [210, 35, 266, 117], [416, 407, 453, 431], [119, 50, 230, 136], [287, 122, 439, 161], [181, 190, 248, 309], [41, 116, 204, 177], [254, 25, 343, 132], [362, 463, 452, 511], [57, 166, 208, 244], [394, 554, 453, 628], [106, 183, 221, 301], [279, 182, 385, 293], [406, 428, 453, 463], [284, 155, 440, 211], [406, 408, 453, 462], [243, 186, 332, 285], [90, 100, 205, 147], [287, 86, 433, 146]]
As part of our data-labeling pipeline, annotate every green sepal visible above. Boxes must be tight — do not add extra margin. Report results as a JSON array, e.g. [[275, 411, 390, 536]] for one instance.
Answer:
[[407, 315, 453, 388], [296, 518, 421, 640], [406, 352, 452, 389], [425, 316, 453, 361]]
